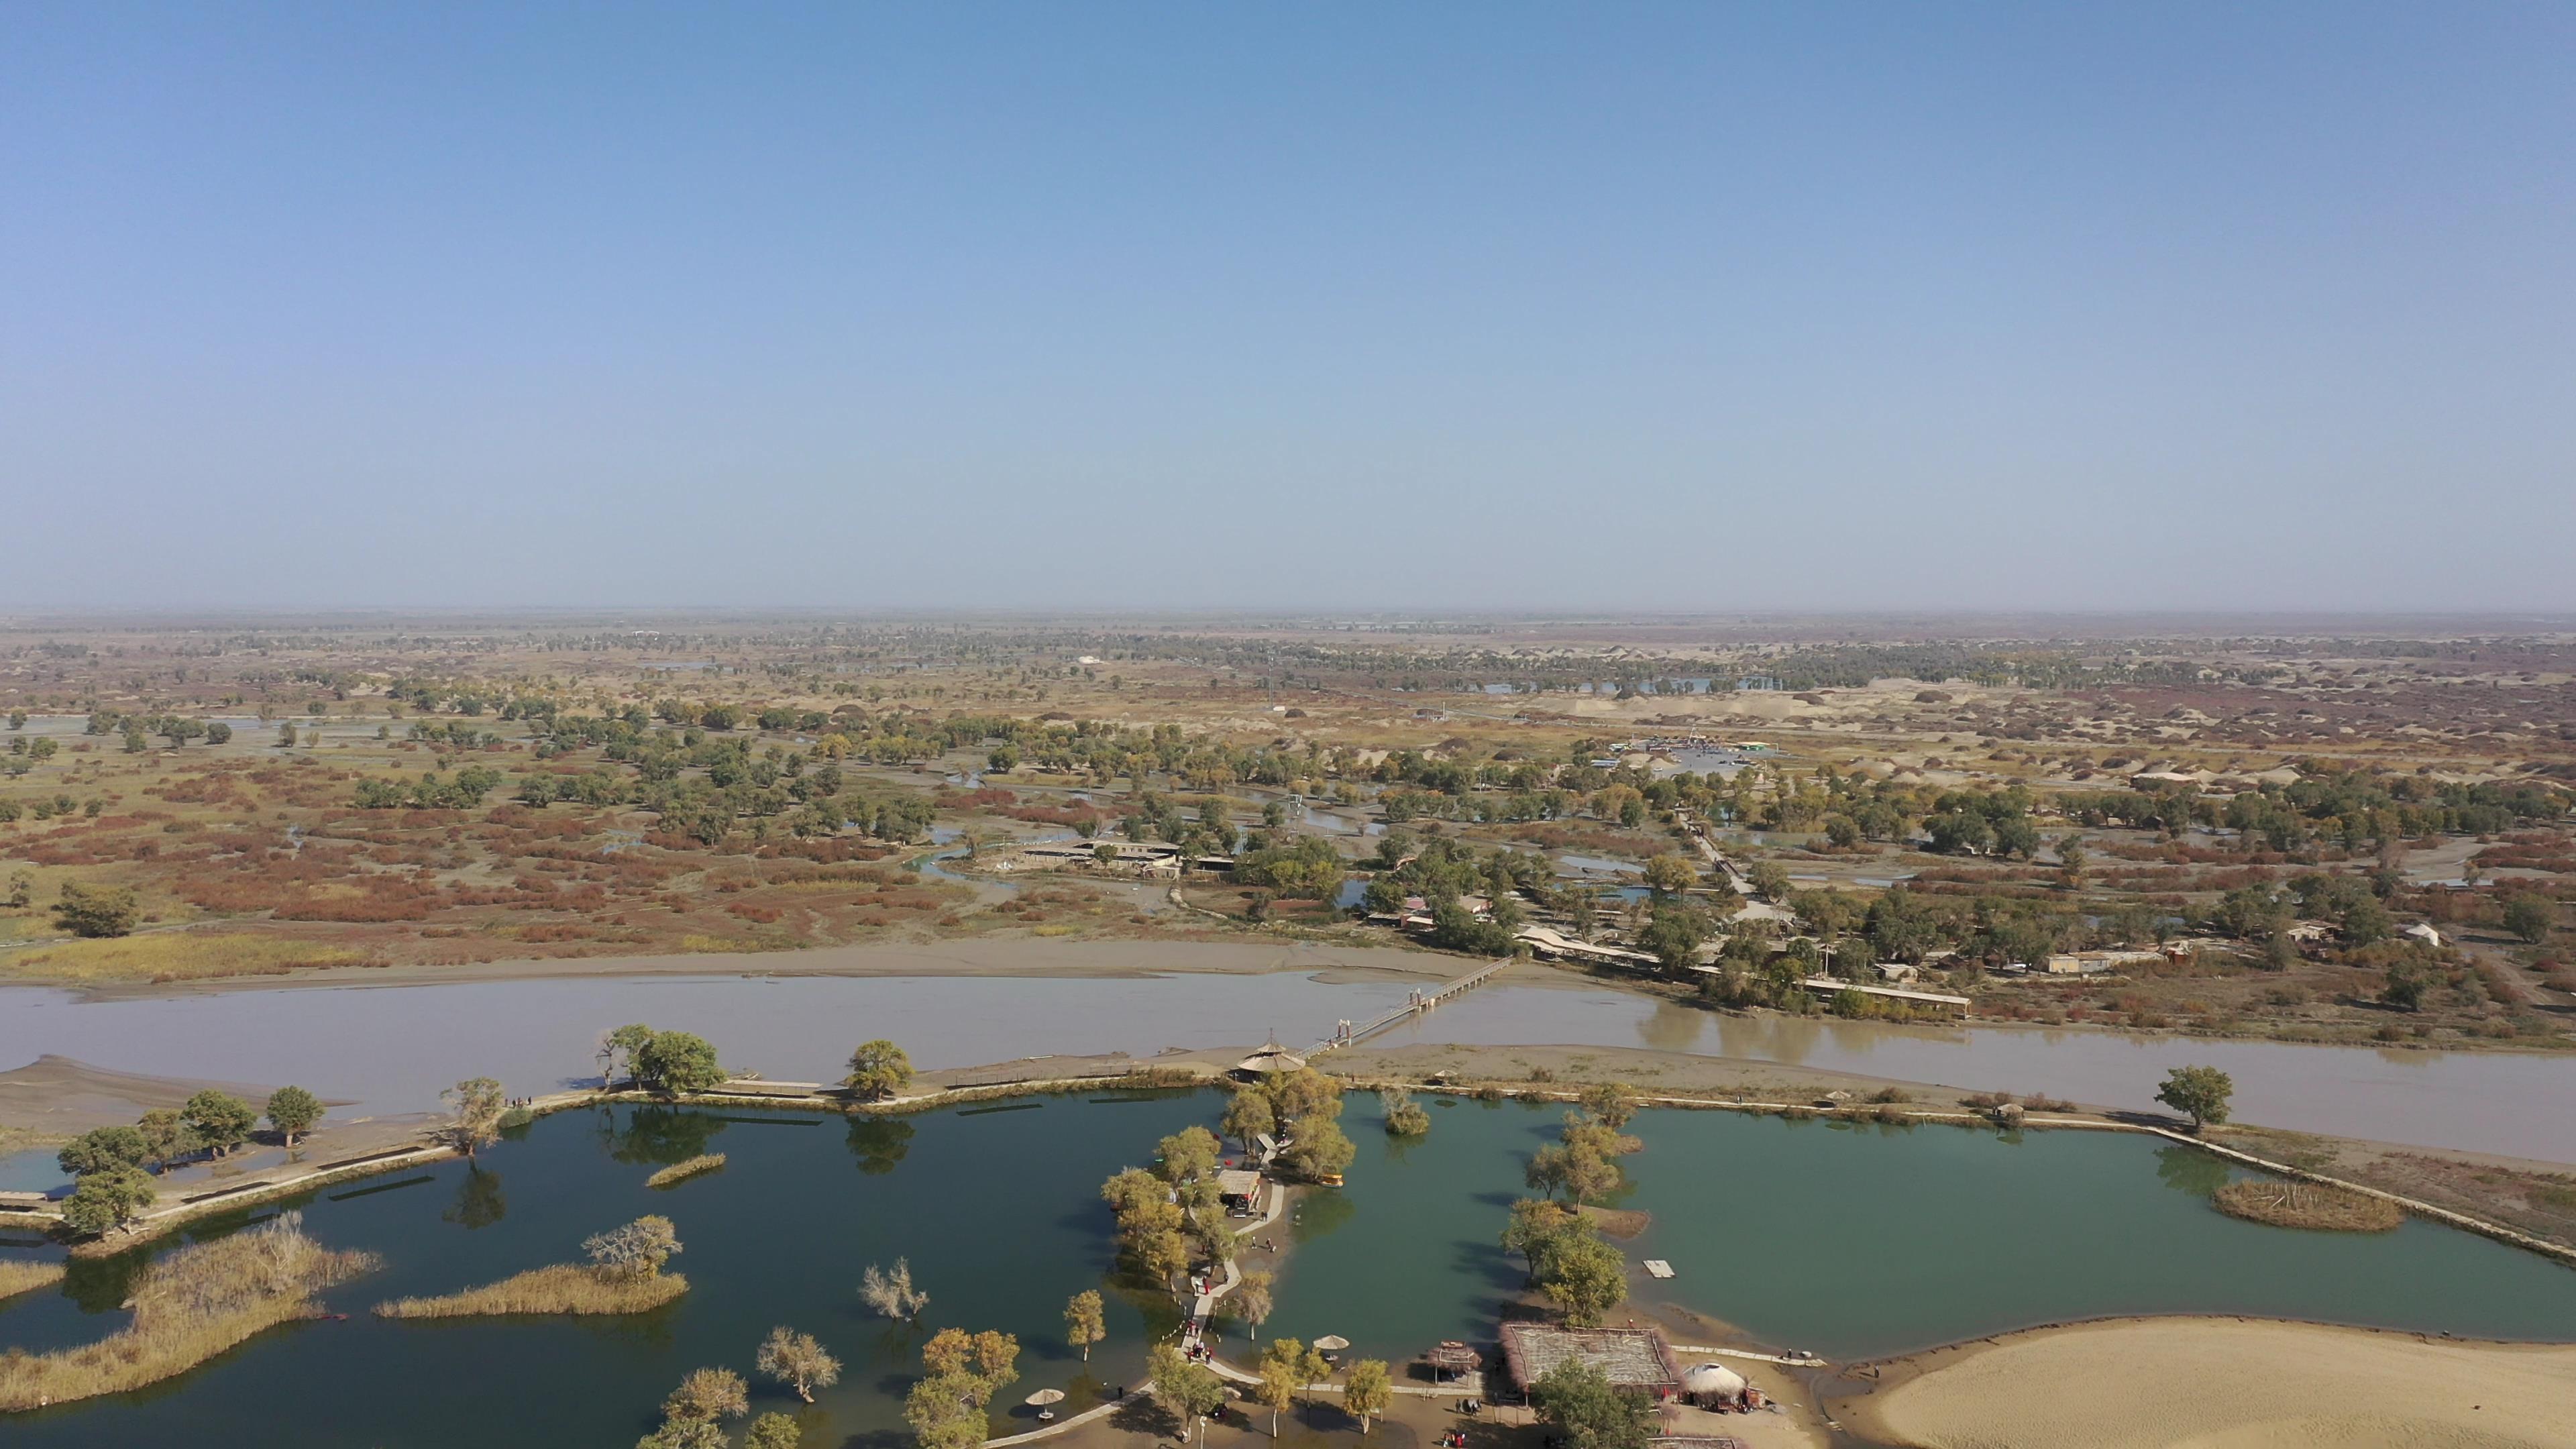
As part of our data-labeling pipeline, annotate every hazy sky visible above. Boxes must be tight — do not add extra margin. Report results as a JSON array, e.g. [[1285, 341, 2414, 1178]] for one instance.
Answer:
[[5, 4, 2571, 613]]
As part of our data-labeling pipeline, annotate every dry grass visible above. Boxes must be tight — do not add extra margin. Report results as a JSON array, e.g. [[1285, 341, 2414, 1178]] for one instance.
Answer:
[[645, 1153, 726, 1189], [0, 1259, 66, 1302], [1, 932, 376, 983], [2214, 1179, 2405, 1233], [1576, 1205, 1652, 1239], [372, 1263, 688, 1319], [0, 1125, 64, 1157], [0, 1212, 376, 1412]]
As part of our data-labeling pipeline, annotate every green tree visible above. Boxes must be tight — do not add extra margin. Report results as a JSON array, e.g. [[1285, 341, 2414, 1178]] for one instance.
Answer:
[[639, 1031, 727, 1095], [1255, 1336, 1311, 1434], [1642, 853, 1697, 897], [60, 1165, 158, 1236], [52, 882, 140, 938], [1220, 1088, 1278, 1153], [1525, 1142, 1621, 1204], [2503, 895, 2555, 945], [1065, 1288, 1106, 1361], [265, 1085, 325, 1146], [1148, 1343, 1228, 1444], [2342, 896, 2393, 946], [908, 1328, 1022, 1449], [1279, 1114, 1354, 1183], [182, 1089, 257, 1157], [664, 1366, 749, 1423], [637, 1419, 728, 1449], [135, 1108, 199, 1168], [1534, 1229, 1627, 1326], [2155, 1065, 2235, 1133], [600, 1022, 657, 1085], [1748, 860, 1793, 902], [1379, 1086, 1430, 1136], [1231, 1269, 1275, 1339], [743, 1413, 804, 1449], [844, 1039, 913, 1101], [58, 1125, 150, 1177], [443, 1077, 508, 1156], [1342, 1358, 1393, 1434], [2381, 960, 2436, 1012], [1578, 1082, 1638, 1130], [1157, 1125, 1221, 1184], [1637, 900, 1709, 977], [1530, 1358, 1656, 1449], [1501, 1197, 1583, 1279]]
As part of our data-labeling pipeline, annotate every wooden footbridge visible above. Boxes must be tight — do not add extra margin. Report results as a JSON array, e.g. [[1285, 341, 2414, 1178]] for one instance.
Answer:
[[1306, 959, 1507, 1056]]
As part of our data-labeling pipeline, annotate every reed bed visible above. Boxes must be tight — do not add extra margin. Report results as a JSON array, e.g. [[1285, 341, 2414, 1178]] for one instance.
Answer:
[[373, 1263, 688, 1319], [2214, 1179, 2406, 1233], [0, 1213, 376, 1412], [645, 1154, 726, 1189], [0, 1259, 66, 1302]]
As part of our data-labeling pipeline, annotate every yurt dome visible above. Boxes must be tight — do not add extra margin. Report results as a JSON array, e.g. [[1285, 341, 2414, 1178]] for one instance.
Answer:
[[1682, 1362, 1747, 1397]]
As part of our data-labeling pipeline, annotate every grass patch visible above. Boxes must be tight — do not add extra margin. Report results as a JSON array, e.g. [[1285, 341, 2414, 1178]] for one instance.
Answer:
[[0, 1212, 376, 1412], [2213, 1179, 2404, 1233], [644, 1153, 725, 1189], [372, 1263, 688, 1319], [0, 932, 376, 983], [0, 1125, 64, 1157], [1576, 1205, 1651, 1239], [0, 1259, 65, 1302]]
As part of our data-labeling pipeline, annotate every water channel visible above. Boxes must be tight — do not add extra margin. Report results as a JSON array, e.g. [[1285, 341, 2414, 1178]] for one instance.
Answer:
[[6, 967, 2574, 1175], [5, 1092, 2573, 1448]]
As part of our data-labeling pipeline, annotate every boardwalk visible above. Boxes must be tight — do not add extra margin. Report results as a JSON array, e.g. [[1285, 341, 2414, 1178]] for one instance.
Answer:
[[1307, 960, 1506, 1056]]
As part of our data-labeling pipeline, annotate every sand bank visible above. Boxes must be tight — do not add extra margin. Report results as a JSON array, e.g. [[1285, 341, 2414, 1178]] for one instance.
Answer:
[[1840, 1316, 2576, 1448], [60, 936, 1468, 1000]]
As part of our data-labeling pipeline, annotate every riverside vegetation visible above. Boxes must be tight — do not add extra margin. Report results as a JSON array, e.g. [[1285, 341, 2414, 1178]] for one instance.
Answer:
[[2213, 1180, 2406, 1234], [0, 1212, 375, 1411], [0, 1261, 65, 1301], [646, 1154, 727, 1189], [374, 1215, 686, 1319], [6, 616, 2568, 1063], [50, 1085, 324, 1238]]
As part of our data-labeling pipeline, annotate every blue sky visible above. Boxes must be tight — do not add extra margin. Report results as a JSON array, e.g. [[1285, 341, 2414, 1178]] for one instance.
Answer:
[[4, 3, 2571, 612]]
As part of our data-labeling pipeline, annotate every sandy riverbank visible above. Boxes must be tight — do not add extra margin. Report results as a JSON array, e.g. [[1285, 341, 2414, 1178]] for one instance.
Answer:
[[52, 937, 1475, 1000], [1837, 1316, 2576, 1448]]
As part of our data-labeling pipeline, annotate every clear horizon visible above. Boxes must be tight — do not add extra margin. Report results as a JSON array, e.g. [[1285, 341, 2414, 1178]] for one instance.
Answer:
[[5, 4, 2571, 612]]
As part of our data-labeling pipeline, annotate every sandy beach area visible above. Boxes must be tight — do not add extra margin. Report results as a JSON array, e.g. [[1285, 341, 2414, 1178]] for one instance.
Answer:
[[1837, 1316, 2576, 1448]]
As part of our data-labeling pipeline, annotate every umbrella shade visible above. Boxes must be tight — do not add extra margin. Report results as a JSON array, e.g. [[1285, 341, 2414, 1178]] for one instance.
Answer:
[[1026, 1389, 1067, 1407], [1311, 1335, 1350, 1351]]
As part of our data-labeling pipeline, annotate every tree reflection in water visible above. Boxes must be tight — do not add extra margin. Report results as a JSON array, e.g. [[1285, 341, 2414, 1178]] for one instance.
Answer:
[[444, 1165, 506, 1230], [2154, 1142, 2233, 1197], [600, 1105, 729, 1165], [846, 1116, 916, 1176]]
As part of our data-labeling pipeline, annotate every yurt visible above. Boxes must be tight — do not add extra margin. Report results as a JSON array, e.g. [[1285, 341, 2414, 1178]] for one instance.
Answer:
[[1681, 1362, 1746, 1405]]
